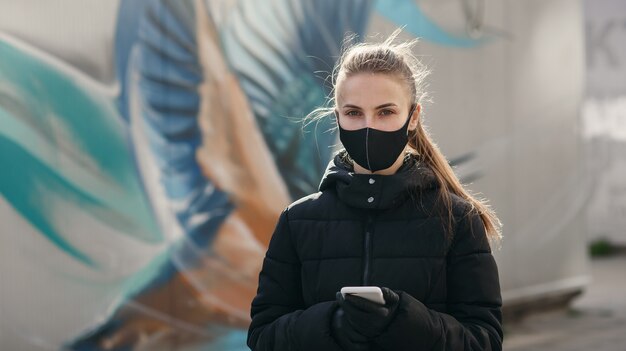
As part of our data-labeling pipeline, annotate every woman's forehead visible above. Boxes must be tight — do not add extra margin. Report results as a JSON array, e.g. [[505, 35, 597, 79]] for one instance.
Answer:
[[336, 72, 411, 107]]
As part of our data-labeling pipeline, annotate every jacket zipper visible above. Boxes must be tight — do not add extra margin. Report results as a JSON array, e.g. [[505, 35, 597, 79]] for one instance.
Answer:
[[363, 214, 374, 285]]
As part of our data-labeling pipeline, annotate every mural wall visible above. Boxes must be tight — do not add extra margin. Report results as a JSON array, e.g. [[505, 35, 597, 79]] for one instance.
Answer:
[[1, 0, 493, 349]]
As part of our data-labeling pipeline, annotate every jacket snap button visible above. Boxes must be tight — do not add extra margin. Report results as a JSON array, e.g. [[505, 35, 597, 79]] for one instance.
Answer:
[[367, 197, 374, 203], [369, 178, 375, 184]]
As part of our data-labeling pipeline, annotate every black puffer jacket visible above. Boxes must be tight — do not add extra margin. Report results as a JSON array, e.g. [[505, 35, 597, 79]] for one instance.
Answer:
[[247, 150, 502, 350]]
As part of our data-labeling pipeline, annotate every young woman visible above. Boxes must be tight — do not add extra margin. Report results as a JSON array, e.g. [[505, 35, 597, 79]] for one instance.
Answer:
[[247, 30, 503, 351]]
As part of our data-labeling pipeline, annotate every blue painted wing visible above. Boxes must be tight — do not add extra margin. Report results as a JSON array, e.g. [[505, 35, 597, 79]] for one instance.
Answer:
[[221, 0, 373, 198], [121, 0, 234, 247], [71, 0, 374, 349]]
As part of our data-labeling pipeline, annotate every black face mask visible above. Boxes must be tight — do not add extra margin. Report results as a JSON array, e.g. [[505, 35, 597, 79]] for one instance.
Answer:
[[336, 104, 417, 172]]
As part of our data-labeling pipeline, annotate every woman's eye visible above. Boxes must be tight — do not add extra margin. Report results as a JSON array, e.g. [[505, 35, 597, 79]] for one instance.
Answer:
[[345, 110, 360, 116], [380, 109, 394, 116]]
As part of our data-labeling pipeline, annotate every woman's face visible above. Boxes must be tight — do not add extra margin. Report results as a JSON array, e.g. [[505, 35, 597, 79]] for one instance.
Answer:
[[335, 72, 420, 132]]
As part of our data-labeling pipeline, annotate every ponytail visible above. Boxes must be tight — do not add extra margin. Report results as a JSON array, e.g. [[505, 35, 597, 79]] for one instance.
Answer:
[[409, 120, 502, 245]]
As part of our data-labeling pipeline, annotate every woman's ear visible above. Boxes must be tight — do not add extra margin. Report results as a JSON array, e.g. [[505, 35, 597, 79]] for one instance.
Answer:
[[409, 103, 421, 131]]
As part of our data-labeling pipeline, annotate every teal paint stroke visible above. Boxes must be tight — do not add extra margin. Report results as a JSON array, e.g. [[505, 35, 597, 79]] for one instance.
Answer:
[[0, 39, 162, 267], [203, 329, 248, 351], [0, 132, 97, 266], [374, 0, 488, 48], [159, 326, 248, 351]]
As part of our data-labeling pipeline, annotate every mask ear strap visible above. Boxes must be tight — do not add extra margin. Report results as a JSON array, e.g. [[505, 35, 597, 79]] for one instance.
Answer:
[[406, 103, 418, 136]]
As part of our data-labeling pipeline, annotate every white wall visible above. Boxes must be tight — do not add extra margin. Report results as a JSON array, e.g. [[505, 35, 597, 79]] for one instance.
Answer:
[[583, 0, 626, 246], [367, 0, 589, 305]]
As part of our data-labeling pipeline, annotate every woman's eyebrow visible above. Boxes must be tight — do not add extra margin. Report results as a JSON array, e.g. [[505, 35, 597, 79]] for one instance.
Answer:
[[375, 103, 398, 109], [342, 103, 398, 109]]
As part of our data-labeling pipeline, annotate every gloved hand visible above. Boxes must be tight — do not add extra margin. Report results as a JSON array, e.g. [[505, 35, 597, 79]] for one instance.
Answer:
[[338, 287, 401, 338], [330, 302, 370, 351]]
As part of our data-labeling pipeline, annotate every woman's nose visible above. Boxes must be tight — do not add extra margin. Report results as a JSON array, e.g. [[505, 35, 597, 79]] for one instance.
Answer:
[[364, 115, 377, 129]]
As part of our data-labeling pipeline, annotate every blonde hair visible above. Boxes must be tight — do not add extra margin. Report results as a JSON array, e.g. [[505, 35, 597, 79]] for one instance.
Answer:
[[305, 29, 502, 246]]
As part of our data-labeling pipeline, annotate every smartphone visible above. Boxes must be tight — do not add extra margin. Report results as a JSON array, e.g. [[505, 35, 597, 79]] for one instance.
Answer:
[[340, 286, 385, 305]]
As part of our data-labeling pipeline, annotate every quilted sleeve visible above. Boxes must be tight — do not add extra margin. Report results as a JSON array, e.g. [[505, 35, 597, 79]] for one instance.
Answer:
[[373, 210, 503, 350], [247, 208, 342, 351]]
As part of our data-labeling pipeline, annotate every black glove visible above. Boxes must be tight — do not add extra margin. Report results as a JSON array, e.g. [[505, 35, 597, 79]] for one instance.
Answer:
[[339, 287, 401, 338], [331, 295, 370, 351]]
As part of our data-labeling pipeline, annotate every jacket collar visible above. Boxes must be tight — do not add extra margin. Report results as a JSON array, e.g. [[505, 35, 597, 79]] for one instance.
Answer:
[[318, 149, 439, 210]]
